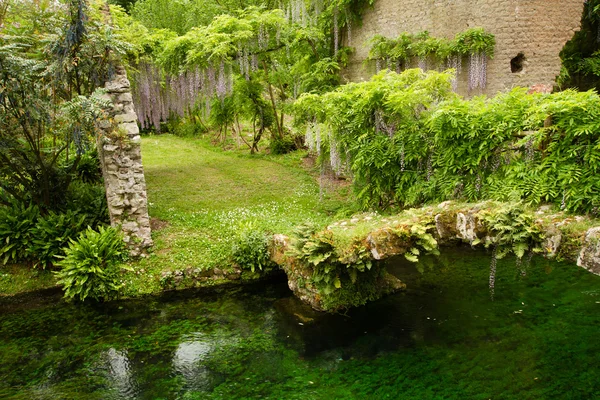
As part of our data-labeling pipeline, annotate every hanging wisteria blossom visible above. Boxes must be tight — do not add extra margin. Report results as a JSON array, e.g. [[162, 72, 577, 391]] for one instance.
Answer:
[[489, 246, 497, 300], [305, 121, 316, 153], [333, 6, 339, 55], [448, 54, 462, 92], [315, 121, 322, 156], [400, 142, 406, 172], [132, 59, 236, 132], [216, 61, 227, 100], [468, 52, 488, 91], [346, 12, 352, 46], [329, 133, 344, 175], [312, 0, 323, 17]]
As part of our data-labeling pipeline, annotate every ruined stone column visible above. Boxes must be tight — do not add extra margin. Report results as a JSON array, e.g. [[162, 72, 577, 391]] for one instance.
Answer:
[[97, 66, 153, 256]]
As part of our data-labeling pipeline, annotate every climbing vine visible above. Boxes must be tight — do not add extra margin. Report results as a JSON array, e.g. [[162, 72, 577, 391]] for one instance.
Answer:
[[367, 28, 495, 91], [294, 69, 600, 214], [113, 0, 375, 152], [476, 204, 545, 299]]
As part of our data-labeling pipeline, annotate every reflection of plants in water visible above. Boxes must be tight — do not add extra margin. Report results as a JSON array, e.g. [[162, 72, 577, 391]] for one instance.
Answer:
[[203, 330, 277, 376]]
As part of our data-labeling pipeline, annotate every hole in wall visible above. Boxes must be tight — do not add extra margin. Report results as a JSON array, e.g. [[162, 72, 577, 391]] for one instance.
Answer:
[[511, 53, 526, 73]]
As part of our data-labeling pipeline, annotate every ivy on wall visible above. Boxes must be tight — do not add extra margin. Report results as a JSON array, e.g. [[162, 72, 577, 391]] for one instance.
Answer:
[[366, 28, 495, 91], [294, 69, 600, 215]]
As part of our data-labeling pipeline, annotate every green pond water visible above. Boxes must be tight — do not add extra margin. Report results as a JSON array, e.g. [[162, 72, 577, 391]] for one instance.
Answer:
[[1, 248, 599, 399]]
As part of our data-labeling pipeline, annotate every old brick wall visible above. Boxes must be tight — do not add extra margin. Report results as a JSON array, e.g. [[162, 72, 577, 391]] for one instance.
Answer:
[[344, 0, 585, 96]]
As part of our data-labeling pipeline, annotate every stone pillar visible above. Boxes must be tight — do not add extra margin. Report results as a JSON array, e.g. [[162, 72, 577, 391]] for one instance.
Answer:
[[97, 66, 153, 256]]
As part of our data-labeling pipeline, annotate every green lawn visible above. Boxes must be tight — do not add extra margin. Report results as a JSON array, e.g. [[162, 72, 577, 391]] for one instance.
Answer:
[[143, 135, 321, 213], [124, 135, 348, 295]]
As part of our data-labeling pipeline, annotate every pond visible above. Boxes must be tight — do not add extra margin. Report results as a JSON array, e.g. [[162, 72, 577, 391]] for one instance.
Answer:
[[1, 248, 599, 399]]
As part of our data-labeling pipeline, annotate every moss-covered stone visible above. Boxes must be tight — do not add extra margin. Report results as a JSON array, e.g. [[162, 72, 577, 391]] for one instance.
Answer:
[[272, 201, 600, 312], [577, 227, 600, 275]]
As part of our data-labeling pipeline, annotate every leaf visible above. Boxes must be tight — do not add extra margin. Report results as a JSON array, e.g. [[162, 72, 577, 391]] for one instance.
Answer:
[[513, 242, 528, 259], [333, 277, 341, 289], [404, 253, 419, 263], [348, 268, 358, 284]]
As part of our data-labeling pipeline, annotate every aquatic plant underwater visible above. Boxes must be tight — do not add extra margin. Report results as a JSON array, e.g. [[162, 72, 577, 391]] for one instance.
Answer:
[[1, 249, 599, 399]]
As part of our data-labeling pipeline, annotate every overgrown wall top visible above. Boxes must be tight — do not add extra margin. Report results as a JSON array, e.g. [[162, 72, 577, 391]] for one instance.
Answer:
[[344, 0, 585, 96]]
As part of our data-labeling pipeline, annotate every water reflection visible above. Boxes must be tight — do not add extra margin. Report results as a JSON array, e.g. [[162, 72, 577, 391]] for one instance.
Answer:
[[103, 348, 138, 399], [172, 333, 213, 390]]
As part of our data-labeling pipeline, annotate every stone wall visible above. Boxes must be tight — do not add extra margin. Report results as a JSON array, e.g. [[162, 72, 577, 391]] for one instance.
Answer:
[[97, 66, 153, 256], [344, 0, 585, 96]]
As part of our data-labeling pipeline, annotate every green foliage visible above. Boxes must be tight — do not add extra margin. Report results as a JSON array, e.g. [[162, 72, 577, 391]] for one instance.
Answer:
[[130, 0, 273, 35], [65, 181, 110, 228], [0, 180, 107, 268], [477, 203, 544, 260], [168, 116, 207, 137], [122, 0, 365, 153], [559, 0, 600, 90], [209, 95, 236, 132], [0, 202, 40, 265], [54, 226, 128, 302], [27, 210, 88, 269], [0, 1, 121, 210], [287, 217, 443, 310], [288, 223, 345, 295], [270, 135, 297, 155], [367, 27, 494, 68], [232, 225, 274, 273], [296, 69, 457, 209], [66, 149, 103, 184], [402, 223, 440, 265], [454, 27, 496, 57], [368, 33, 414, 65], [295, 70, 600, 214]]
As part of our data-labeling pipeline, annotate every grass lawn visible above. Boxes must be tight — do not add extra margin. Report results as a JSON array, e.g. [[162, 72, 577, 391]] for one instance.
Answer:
[[0, 265, 57, 297], [123, 134, 350, 296]]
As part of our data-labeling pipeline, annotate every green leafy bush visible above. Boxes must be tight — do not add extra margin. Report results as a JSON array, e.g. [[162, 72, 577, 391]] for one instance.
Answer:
[[173, 117, 207, 137], [27, 210, 88, 268], [70, 149, 103, 184], [232, 226, 273, 272], [65, 181, 110, 227], [366, 28, 495, 69], [295, 69, 600, 214], [0, 202, 40, 265], [270, 135, 297, 155], [55, 226, 128, 302]]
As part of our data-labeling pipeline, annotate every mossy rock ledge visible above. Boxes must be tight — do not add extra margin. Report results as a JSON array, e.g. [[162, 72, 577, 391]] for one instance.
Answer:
[[270, 234, 406, 312], [271, 201, 600, 312]]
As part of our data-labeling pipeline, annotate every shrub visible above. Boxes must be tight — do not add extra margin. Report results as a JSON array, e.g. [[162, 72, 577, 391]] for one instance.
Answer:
[[27, 210, 88, 268], [55, 226, 128, 302], [72, 149, 103, 184], [65, 181, 110, 228], [171, 116, 207, 137], [270, 135, 297, 155], [295, 69, 600, 213], [0, 202, 40, 264], [231, 227, 273, 272]]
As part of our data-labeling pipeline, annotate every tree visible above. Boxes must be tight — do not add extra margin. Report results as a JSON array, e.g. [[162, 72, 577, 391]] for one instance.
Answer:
[[0, 0, 126, 210]]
